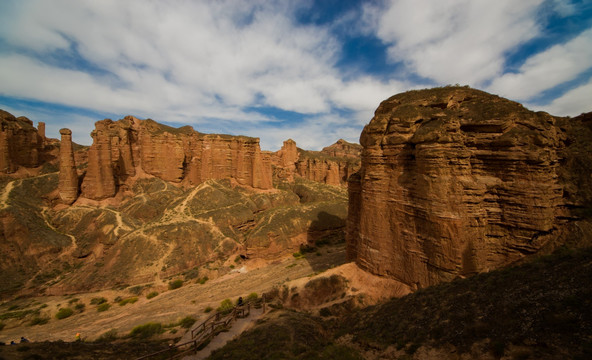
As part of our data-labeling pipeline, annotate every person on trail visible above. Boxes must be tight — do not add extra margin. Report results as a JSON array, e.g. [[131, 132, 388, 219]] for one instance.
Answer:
[[237, 296, 243, 306], [20, 337, 29, 343], [75, 333, 81, 342]]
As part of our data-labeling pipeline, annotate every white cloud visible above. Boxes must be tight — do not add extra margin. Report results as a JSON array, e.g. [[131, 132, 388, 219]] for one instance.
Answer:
[[488, 28, 592, 100], [531, 78, 592, 116], [368, 0, 543, 86]]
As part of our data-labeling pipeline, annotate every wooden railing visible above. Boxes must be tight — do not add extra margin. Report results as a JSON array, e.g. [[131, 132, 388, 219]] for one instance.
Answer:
[[136, 300, 259, 360]]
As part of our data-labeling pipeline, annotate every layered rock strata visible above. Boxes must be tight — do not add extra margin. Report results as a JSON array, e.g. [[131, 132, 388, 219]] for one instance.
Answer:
[[58, 129, 78, 204], [346, 87, 592, 289], [78, 117, 273, 200], [273, 139, 361, 186], [0, 110, 44, 173]]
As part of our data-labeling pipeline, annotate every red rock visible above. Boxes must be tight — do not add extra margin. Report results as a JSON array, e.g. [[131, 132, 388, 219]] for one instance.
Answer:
[[347, 87, 592, 289], [58, 129, 78, 204], [0, 110, 43, 173]]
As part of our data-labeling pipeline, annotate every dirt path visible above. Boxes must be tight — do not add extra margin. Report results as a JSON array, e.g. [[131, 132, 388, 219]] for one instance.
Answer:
[[0, 244, 346, 344], [0, 180, 16, 209]]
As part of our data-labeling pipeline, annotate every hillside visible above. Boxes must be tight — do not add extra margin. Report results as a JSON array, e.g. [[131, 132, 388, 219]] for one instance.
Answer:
[[207, 247, 592, 360]]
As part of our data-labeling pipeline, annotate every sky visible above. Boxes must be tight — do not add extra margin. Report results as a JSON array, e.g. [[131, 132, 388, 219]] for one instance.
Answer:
[[0, 0, 591, 150]]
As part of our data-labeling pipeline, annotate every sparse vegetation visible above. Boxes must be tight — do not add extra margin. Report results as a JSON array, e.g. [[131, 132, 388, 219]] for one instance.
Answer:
[[97, 303, 111, 312], [246, 292, 258, 302], [55, 308, 73, 320], [90, 297, 107, 305], [178, 316, 197, 329], [29, 316, 50, 326], [129, 322, 163, 339], [146, 291, 159, 299], [198, 276, 208, 284], [168, 279, 183, 290], [74, 303, 86, 312], [204, 306, 213, 313], [217, 299, 234, 315], [95, 328, 118, 343], [118, 297, 138, 306]]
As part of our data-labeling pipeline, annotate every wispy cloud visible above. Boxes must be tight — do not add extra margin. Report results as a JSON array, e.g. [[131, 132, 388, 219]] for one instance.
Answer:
[[0, 0, 590, 150]]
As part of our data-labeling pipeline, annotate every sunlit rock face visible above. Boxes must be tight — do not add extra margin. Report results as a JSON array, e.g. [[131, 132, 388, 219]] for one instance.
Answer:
[[347, 87, 592, 289], [0, 110, 44, 173], [78, 116, 273, 200]]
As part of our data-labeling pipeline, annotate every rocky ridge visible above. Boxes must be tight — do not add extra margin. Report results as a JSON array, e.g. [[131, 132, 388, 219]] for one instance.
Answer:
[[347, 87, 592, 289]]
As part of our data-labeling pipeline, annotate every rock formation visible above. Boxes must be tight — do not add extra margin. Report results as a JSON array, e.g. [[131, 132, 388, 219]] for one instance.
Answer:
[[347, 87, 592, 289], [272, 139, 361, 186], [58, 129, 79, 204], [0, 110, 44, 173], [78, 117, 273, 200]]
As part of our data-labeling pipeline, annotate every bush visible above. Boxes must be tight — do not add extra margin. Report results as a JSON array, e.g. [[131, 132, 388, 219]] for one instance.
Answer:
[[97, 303, 111, 312], [246, 292, 258, 302], [90, 297, 107, 305], [168, 279, 183, 290], [74, 303, 85, 312], [30, 317, 50, 326], [55, 308, 74, 320], [68, 298, 79, 305], [114, 296, 123, 303], [118, 297, 138, 306], [198, 277, 208, 285], [146, 291, 159, 299], [129, 322, 163, 339], [95, 328, 118, 343], [217, 299, 234, 314], [179, 316, 197, 329], [204, 306, 213, 313]]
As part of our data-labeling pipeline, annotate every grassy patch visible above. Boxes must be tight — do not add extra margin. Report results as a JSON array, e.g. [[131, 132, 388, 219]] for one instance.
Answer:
[[29, 317, 50, 326], [129, 322, 163, 339], [55, 308, 73, 320], [168, 279, 183, 290], [97, 303, 111, 312], [118, 297, 138, 306], [146, 291, 159, 299], [90, 297, 107, 305]]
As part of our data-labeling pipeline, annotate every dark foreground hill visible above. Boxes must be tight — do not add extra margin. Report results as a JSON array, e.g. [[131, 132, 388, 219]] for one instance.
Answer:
[[207, 247, 592, 360]]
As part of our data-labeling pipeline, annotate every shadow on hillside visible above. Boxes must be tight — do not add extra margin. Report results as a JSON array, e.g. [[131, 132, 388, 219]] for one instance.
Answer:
[[302, 211, 347, 272]]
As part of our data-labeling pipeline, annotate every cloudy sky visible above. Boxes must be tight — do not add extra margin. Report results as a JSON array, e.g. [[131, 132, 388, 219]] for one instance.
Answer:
[[0, 0, 591, 150]]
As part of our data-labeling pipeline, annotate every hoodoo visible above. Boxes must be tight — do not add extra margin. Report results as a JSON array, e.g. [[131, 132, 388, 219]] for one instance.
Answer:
[[347, 87, 592, 289], [58, 128, 78, 204]]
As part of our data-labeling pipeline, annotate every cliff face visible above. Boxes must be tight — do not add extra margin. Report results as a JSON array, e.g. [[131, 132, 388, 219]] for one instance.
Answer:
[[79, 117, 273, 200], [347, 87, 592, 289], [272, 139, 361, 186], [0, 110, 44, 173]]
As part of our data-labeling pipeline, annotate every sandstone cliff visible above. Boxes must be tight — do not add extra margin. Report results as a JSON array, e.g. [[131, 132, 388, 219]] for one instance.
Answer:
[[78, 117, 273, 200], [347, 87, 592, 289], [272, 139, 361, 186], [0, 110, 45, 173]]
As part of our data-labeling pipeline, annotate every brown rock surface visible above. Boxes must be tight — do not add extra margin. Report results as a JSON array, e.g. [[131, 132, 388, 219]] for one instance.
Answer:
[[0, 110, 44, 173], [347, 87, 592, 289], [58, 129, 78, 204], [79, 117, 272, 199]]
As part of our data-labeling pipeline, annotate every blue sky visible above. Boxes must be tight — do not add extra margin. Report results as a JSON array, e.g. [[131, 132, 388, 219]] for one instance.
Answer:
[[0, 0, 591, 150]]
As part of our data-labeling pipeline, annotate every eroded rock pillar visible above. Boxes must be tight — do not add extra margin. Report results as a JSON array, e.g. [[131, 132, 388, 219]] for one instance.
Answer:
[[58, 128, 78, 204]]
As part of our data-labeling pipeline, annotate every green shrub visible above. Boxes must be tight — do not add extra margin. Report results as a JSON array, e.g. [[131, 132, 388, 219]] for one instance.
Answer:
[[168, 279, 183, 290], [204, 306, 213, 313], [118, 297, 138, 306], [129, 322, 163, 339], [68, 298, 79, 305], [55, 308, 74, 320], [246, 292, 258, 302], [146, 291, 159, 299], [95, 328, 118, 343], [97, 303, 111, 312], [74, 303, 85, 312], [292, 252, 303, 258], [90, 297, 107, 305], [29, 317, 50, 326], [114, 296, 123, 303], [179, 316, 197, 329], [198, 277, 208, 284], [217, 299, 234, 314]]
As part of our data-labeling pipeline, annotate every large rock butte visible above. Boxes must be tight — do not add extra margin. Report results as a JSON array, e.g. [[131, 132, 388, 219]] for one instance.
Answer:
[[346, 87, 592, 289]]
